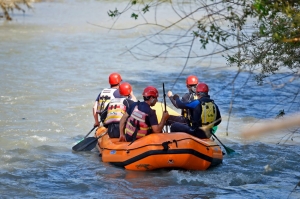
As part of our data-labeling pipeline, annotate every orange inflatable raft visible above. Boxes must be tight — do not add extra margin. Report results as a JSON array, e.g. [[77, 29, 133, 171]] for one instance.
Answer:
[[95, 102, 223, 171], [95, 127, 223, 171]]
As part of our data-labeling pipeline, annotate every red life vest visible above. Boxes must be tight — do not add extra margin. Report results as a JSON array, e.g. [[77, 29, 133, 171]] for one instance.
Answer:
[[104, 98, 126, 125], [125, 105, 150, 139]]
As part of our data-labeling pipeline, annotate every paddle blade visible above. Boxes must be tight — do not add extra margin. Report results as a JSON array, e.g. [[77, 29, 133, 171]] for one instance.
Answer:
[[211, 133, 235, 155], [72, 137, 98, 152], [212, 126, 218, 134], [224, 146, 235, 155]]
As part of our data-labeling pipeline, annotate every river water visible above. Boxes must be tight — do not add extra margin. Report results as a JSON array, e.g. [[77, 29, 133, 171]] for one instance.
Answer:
[[1, 0, 300, 198]]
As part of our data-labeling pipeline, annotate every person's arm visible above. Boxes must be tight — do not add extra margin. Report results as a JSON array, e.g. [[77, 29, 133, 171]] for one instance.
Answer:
[[167, 91, 178, 108], [93, 101, 99, 127], [129, 91, 137, 102], [119, 112, 129, 142], [151, 111, 169, 133], [174, 95, 199, 109], [173, 95, 186, 108]]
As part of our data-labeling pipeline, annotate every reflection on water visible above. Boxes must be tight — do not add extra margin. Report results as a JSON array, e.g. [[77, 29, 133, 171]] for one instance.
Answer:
[[0, 1, 300, 198]]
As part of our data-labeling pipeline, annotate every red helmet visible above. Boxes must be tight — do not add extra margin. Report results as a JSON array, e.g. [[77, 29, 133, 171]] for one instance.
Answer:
[[196, 83, 209, 93], [142, 86, 159, 98], [119, 82, 132, 96], [109, 72, 122, 85], [186, 75, 199, 86]]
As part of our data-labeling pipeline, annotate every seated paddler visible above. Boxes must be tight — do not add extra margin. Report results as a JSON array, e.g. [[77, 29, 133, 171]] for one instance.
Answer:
[[100, 82, 135, 138], [119, 86, 169, 142], [170, 82, 222, 139]]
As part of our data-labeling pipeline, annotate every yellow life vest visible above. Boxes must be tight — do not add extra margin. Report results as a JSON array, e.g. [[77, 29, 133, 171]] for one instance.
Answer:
[[104, 98, 126, 125], [201, 101, 217, 125], [183, 93, 197, 121], [97, 88, 116, 114]]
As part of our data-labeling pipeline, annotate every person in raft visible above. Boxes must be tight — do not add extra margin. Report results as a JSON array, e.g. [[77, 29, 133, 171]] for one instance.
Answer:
[[119, 86, 170, 142], [170, 82, 222, 139], [93, 72, 137, 128], [166, 75, 199, 125], [100, 82, 136, 138]]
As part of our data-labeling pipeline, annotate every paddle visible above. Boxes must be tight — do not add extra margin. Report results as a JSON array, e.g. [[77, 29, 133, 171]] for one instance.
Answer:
[[73, 126, 97, 146], [84, 126, 97, 138], [212, 126, 218, 134], [162, 82, 168, 133], [211, 133, 235, 155], [72, 131, 107, 152], [200, 118, 235, 155]]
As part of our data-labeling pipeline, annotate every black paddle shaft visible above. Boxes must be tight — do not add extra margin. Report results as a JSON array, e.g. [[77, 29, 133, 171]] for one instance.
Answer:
[[162, 82, 168, 133], [84, 126, 97, 139], [163, 83, 167, 112]]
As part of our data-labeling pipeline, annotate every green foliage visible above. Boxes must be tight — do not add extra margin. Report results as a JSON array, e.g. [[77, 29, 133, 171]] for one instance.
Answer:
[[142, 5, 150, 14], [248, 0, 300, 83], [107, 8, 121, 18], [131, 13, 139, 19], [107, 0, 300, 84], [195, 21, 231, 49]]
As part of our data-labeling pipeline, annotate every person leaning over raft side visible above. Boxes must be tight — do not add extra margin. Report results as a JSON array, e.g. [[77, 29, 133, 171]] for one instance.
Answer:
[[93, 72, 137, 128], [166, 75, 199, 125], [170, 82, 222, 139], [119, 86, 170, 142], [100, 82, 135, 138]]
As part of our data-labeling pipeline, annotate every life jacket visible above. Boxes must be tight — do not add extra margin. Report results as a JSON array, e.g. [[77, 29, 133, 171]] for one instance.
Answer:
[[104, 98, 126, 125], [182, 93, 197, 123], [125, 104, 151, 139], [200, 100, 217, 125], [97, 88, 117, 114]]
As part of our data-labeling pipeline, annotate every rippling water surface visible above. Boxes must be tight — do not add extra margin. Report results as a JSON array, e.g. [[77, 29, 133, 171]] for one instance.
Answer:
[[0, 1, 300, 198]]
